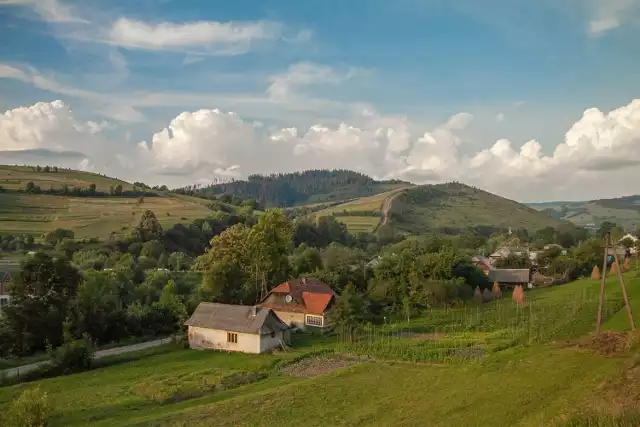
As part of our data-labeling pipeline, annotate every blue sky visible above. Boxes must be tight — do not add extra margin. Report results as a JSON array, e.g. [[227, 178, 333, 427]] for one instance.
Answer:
[[0, 0, 639, 201]]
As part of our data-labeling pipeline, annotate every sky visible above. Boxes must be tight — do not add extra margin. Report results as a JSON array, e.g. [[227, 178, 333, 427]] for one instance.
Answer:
[[0, 0, 639, 202]]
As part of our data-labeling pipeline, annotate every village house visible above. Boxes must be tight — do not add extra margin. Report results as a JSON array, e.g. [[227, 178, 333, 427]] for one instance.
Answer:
[[257, 278, 335, 329], [0, 271, 10, 311], [471, 255, 493, 276], [488, 269, 531, 289], [184, 303, 290, 354]]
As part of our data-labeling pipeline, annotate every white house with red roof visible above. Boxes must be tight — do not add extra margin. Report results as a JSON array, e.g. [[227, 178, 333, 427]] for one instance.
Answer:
[[257, 278, 335, 329]]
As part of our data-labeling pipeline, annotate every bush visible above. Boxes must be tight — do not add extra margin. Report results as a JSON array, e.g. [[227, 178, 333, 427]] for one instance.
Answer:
[[50, 334, 94, 374], [5, 386, 51, 427]]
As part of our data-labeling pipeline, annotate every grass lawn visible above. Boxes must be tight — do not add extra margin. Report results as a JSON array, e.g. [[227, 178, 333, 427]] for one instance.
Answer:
[[2, 274, 640, 426], [0, 193, 212, 238], [335, 216, 381, 233]]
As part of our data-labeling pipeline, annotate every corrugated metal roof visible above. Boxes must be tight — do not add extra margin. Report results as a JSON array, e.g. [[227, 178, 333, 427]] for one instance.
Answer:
[[184, 303, 288, 334], [488, 269, 530, 283]]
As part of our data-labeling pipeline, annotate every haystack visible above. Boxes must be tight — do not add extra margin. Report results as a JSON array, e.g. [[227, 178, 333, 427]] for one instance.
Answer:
[[609, 261, 618, 275], [513, 285, 526, 305], [623, 257, 631, 271], [591, 265, 600, 280], [491, 281, 502, 299], [482, 288, 493, 302], [473, 285, 483, 304]]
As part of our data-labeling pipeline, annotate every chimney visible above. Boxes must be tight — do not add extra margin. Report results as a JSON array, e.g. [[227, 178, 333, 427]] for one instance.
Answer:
[[251, 306, 258, 317]]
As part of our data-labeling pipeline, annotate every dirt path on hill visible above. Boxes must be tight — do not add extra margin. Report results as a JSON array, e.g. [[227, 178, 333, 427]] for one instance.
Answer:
[[380, 188, 408, 226]]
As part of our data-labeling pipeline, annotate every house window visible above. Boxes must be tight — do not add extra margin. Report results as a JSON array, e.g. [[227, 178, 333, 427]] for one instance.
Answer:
[[305, 315, 323, 327], [227, 332, 238, 343]]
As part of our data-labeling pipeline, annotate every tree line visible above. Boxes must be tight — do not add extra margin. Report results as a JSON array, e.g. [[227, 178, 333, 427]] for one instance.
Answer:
[[175, 169, 406, 207]]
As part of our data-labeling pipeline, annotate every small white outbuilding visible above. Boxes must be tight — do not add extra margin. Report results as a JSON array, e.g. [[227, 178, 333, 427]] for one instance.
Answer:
[[184, 303, 290, 354]]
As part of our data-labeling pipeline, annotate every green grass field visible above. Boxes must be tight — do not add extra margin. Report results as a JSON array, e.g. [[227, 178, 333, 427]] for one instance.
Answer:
[[2, 273, 640, 426], [0, 165, 133, 193], [0, 193, 213, 238]]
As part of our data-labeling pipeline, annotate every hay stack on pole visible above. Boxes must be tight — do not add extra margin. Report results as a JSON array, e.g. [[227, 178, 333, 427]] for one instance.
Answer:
[[492, 281, 502, 299], [591, 265, 600, 280], [512, 285, 525, 305], [623, 257, 631, 271], [473, 285, 483, 304], [609, 261, 618, 276]]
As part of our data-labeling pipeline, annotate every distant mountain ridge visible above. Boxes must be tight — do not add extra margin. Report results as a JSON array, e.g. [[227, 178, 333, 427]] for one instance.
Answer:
[[181, 169, 409, 208], [526, 194, 640, 230]]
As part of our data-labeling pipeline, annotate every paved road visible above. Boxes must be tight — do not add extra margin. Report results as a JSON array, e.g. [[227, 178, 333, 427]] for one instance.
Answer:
[[1, 337, 172, 380]]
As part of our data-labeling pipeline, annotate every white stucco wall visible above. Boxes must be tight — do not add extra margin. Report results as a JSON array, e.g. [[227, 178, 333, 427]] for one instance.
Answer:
[[188, 326, 261, 353]]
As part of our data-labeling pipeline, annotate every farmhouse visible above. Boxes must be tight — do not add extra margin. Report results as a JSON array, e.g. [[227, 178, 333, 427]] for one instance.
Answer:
[[257, 278, 335, 329], [488, 269, 531, 288], [184, 303, 290, 354], [0, 271, 10, 311], [471, 255, 493, 275]]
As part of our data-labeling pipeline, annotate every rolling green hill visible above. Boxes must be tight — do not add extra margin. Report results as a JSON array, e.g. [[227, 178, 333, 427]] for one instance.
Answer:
[[313, 182, 564, 235], [387, 183, 564, 234], [0, 165, 133, 193], [527, 195, 640, 231], [0, 166, 220, 238]]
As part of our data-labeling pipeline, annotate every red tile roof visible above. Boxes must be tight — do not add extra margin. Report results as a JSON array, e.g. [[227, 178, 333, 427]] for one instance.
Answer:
[[260, 278, 335, 315]]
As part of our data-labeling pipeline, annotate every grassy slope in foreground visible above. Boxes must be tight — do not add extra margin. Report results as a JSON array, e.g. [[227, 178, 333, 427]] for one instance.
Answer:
[[3, 273, 640, 427], [0, 165, 133, 193], [389, 182, 564, 234]]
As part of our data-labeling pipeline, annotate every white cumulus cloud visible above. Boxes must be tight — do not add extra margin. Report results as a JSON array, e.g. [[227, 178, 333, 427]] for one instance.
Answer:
[[3, 99, 640, 201]]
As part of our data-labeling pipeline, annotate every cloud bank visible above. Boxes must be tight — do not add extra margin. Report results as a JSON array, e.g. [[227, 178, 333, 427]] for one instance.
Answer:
[[2, 99, 640, 202]]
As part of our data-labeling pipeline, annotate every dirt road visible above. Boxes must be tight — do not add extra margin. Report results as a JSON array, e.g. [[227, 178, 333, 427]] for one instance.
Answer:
[[1, 337, 172, 380]]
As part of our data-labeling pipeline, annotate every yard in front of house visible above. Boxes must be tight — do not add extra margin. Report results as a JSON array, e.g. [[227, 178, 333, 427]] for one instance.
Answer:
[[2, 272, 640, 427]]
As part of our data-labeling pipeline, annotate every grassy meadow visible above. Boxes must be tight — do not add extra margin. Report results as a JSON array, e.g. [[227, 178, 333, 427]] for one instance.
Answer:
[[0, 165, 133, 193], [312, 187, 409, 233], [2, 272, 640, 426], [0, 193, 212, 238]]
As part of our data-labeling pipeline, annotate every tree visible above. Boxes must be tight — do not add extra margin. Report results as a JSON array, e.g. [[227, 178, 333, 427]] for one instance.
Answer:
[[291, 244, 323, 276], [137, 210, 163, 241], [245, 209, 293, 299], [43, 165, 51, 173], [327, 283, 369, 329], [4, 253, 81, 354], [154, 279, 187, 332], [140, 240, 164, 259], [25, 181, 35, 193], [198, 260, 247, 303], [168, 252, 192, 271], [114, 184, 123, 196], [620, 237, 635, 249]]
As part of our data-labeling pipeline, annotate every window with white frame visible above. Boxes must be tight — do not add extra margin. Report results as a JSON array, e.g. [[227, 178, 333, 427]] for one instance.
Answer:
[[305, 315, 323, 327]]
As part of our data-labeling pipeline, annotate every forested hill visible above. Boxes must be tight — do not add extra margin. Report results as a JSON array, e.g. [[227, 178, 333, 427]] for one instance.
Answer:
[[175, 169, 409, 208]]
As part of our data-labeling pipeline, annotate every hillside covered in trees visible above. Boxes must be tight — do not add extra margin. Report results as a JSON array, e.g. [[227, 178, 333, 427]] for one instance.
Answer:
[[175, 170, 408, 207]]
